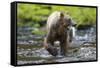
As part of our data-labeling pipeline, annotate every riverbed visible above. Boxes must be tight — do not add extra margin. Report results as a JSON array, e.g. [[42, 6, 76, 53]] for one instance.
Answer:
[[17, 27, 97, 65]]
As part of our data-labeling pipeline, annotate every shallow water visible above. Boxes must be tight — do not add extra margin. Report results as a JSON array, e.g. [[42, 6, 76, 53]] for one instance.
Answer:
[[17, 45, 96, 65], [17, 27, 97, 65]]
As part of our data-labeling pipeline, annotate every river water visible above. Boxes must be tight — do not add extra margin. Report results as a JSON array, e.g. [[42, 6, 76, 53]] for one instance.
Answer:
[[17, 26, 97, 65]]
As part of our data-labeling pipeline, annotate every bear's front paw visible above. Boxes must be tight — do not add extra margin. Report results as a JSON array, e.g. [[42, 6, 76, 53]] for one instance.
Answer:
[[46, 46, 58, 56]]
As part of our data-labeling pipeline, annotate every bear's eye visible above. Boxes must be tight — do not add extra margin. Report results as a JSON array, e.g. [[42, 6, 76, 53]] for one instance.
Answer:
[[67, 18, 71, 26], [63, 22, 68, 28]]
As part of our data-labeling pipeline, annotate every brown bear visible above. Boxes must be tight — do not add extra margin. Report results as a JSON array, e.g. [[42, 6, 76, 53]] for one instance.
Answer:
[[44, 11, 74, 56]]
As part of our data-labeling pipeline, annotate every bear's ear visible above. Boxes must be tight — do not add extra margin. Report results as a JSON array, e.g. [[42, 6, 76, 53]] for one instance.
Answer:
[[60, 12, 64, 19]]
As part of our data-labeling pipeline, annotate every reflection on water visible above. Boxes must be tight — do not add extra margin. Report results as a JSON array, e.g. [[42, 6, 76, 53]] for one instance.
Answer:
[[17, 26, 96, 65]]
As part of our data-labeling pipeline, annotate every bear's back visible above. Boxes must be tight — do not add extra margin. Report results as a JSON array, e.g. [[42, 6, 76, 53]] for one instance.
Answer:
[[47, 11, 61, 30]]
